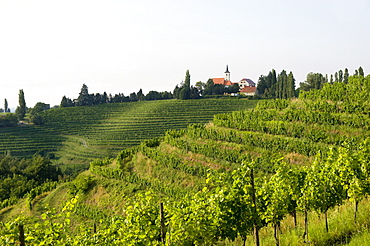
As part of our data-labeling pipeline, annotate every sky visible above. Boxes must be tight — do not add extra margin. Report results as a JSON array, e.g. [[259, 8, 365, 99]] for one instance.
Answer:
[[0, 0, 369, 109]]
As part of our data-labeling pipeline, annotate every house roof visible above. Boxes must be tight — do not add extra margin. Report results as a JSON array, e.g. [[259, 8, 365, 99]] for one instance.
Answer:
[[240, 86, 257, 93], [224, 80, 234, 86], [212, 78, 225, 85], [240, 78, 256, 86]]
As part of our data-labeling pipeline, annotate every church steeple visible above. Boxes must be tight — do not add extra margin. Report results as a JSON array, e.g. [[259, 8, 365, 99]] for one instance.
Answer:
[[225, 65, 230, 81]]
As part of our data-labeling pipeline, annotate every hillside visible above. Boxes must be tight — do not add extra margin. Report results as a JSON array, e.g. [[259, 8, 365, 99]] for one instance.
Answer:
[[2, 75, 370, 245], [0, 99, 257, 171]]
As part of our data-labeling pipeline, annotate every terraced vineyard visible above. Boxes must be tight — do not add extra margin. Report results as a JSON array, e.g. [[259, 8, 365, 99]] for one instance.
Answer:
[[0, 99, 257, 166], [64, 75, 370, 245], [3, 76, 370, 245]]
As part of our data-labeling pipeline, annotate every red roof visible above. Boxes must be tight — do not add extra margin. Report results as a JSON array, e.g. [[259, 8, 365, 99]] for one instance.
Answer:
[[240, 86, 257, 93], [212, 78, 238, 86], [224, 80, 233, 86], [212, 78, 226, 85]]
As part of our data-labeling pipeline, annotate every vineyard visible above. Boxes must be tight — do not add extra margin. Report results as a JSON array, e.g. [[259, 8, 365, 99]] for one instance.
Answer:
[[0, 99, 257, 168], [2, 75, 370, 245]]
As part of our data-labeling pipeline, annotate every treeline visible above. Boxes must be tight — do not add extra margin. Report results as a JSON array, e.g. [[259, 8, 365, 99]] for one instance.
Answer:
[[299, 66, 365, 92], [256, 69, 296, 99], [60, 70, 242, 107], [60, 84, 174, 107], [256, 66, 365, 99]]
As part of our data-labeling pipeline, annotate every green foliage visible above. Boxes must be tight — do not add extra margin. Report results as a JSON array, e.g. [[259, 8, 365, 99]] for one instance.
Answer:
[[0, 154, 61, 207], [300, 72, 326, 91], [4, 99, 8, 113], [15, 89, 26, 119], [69, 175, 96, 195], [0, 113, 18, 127]]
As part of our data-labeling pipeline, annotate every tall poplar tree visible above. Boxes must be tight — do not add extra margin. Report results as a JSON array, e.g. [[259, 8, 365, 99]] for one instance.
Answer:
[[300, 73, 325, 91], [16, 89, 26, 119], [4, 99, 8, 113], [358, 66, 364, 77], [343, 68, 349, 84], [276, 70, 287, 99], [338, 70, 343, 82], [287, 72, 296, 98], [179, 70, 191, 99]]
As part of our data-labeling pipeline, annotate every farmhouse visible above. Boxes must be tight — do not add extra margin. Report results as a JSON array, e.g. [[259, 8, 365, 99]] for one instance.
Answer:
[[212, 65, 256, 95]]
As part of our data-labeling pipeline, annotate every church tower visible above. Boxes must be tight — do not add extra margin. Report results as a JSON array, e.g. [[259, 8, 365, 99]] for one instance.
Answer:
[[225, 65, 230, 81]]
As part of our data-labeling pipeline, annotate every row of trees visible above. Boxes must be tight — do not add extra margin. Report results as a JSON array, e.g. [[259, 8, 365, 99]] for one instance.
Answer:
[[256, 69, 296, 99], [299, 66, 365, 92], [60, 84, 175, 107], [61, 70, 242, 107], [255, 66, 365, 98]]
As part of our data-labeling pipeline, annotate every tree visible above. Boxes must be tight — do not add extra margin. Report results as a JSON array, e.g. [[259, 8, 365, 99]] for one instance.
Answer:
[[287, 72, 296, 98], [137, 89, 144, 101], [4, 99, 8, 113], [60, 96, 74, 107], [189, 86, 201, 99], [227, 83, 240, 94], [0, 113, 18, 127], [184, 70, 191, 88], [28, 102, 49, 125], [15, 89, 26, 119], [195, 81, 205, 92], [256, 75, 268, 96], [30, 114, 44, 125], [77, 84, 92, 106], [343, 68, 349, 83], [203, 79, 215, 95], [179, 87, 190, 100], [300, 72, 325, 91], [257, 69, 278, 98], [276, 70, 287, 99], [145, 91, 161, 100], [173, 85, 181, 99], [160, 91, 173, 99], [268, 69, 277, 98], [338, 69, 343, 82], [129, 92, 138, 102], [358, 66, 364, 77], [102, 92, 108, 104]]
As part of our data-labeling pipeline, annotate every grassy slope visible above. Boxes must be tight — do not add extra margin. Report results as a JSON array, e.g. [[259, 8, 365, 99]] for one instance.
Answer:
[[0, 99, 257, 168]]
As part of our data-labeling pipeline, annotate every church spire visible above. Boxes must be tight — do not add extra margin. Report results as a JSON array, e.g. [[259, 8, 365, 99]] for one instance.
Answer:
[[225, 65, 230, 81], [225, 64, 230, 73]]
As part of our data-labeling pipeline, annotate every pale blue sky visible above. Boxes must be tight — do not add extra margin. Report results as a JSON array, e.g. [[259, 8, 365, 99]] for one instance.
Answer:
[[0, 0, 369, 108]]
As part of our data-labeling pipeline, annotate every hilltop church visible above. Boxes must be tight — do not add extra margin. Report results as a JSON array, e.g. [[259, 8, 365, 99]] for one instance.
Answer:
[[212, 65, 256, 96]]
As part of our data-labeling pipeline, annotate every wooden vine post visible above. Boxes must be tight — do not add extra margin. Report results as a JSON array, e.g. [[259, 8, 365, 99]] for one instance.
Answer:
[[250, 168, 260, 246], [160, 202, 166, 243], [18, 224, 25, 246]]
